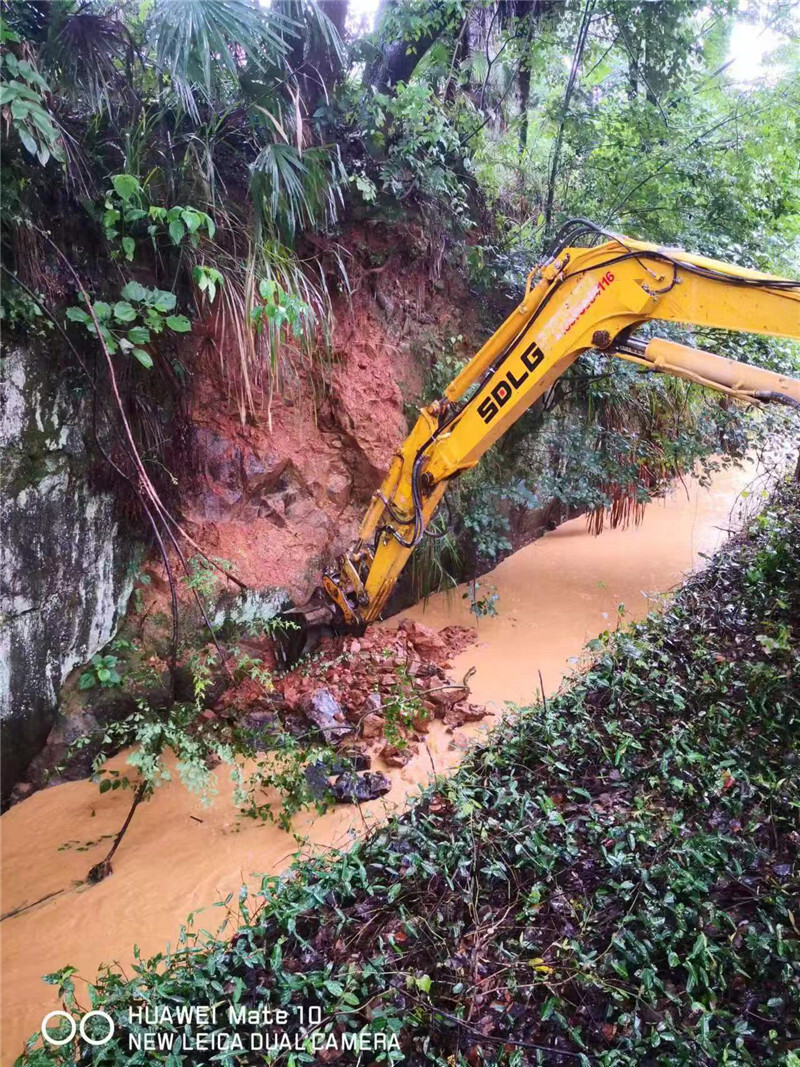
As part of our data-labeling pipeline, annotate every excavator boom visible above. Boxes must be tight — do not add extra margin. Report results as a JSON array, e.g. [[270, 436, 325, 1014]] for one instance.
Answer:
[[296, 221, 800, 643]]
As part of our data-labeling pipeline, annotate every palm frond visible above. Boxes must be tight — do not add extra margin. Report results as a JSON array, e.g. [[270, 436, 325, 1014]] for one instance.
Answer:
[[43, 7, 136, 113], [303, 0, 347, 67], [250, 142, 345, 241], [147, 0, 293, 120]]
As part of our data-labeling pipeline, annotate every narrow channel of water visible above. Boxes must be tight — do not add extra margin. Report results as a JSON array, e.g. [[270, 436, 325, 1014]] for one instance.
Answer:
[[0, 457, 769, 1061]]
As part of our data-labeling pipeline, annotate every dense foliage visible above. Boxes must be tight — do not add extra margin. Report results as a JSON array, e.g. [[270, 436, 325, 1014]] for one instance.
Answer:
[[20, 474, 800, 1064], [1, 0, 798, 583]]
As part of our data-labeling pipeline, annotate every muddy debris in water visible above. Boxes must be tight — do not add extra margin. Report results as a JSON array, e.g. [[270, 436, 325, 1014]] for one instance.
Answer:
[[331, 771, 392, 804], [381, 743, 416, 767], [267, 619, 485, 791]]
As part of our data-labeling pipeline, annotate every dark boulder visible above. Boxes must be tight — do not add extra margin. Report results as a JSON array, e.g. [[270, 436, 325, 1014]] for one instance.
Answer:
[[332, 771, 392, 804], [300, 687, 354, 744]]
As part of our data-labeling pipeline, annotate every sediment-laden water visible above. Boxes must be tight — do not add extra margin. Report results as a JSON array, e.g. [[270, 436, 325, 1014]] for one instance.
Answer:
[[0, 457, 769, 1061]]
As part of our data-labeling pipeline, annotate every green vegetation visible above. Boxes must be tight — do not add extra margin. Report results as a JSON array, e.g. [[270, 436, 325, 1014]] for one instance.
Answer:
[[77, 654, 122, 691], [2, 0, 798, 592], [21, 475, 800, 1064], [58, 604, 337, 876]]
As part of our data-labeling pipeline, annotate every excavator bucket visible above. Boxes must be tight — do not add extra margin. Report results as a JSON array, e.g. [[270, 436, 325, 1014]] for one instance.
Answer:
[[273, 592, 366, 668], [273, 601, 335, 668]]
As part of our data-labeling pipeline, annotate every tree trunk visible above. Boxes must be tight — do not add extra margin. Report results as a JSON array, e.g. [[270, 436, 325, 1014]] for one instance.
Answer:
[[365, 0, 446, 93], [543, 0, 594, 238], [518, 60, 531, 152], [87, 781, 147, 884], [303, 0, 349, 114]]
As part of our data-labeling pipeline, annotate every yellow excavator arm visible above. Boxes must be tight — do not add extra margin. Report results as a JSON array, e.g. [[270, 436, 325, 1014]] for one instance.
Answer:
[[309, 221, 800, 636]]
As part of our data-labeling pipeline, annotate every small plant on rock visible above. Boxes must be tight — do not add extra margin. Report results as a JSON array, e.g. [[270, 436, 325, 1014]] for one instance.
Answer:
[[78, 654, 122, 690]]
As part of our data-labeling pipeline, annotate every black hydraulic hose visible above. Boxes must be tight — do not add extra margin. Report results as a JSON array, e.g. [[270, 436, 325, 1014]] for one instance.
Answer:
[[754, 391, 800, 411]]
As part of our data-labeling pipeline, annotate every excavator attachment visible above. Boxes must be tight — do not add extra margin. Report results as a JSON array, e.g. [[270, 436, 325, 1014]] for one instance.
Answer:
[[279, 221, 800, 660], [615, 336, 800, 408], [273, 598, 339, 668]]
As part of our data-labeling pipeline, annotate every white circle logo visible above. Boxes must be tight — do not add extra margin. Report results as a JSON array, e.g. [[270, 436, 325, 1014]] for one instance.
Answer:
[[41, 1011, 76, 1047], [42, 1010, 115, 1047], [79, 1010, 115, 1046]]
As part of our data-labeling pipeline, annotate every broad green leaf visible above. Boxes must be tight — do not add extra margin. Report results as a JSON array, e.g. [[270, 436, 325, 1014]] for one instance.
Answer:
[[127, 325, 151, 344], [166, 314, 191, 333], [0, 23, 21, 43], [66, 306, 90, 323], [132, 348, 153, 368], [111, 174, 141, 203], [17, 127, 37, 156], [93, 302, 111, 321], [121, 281, 148, 302], [145, 308, 165, 332], [113, 301, 137, 322], [168, 218, 185, 245], [11, 83, 43, 103], [122, 236, 136, 261], [152, 290, 176, 313], [29, 106, 56, 136], [180, 209, 202, 233]]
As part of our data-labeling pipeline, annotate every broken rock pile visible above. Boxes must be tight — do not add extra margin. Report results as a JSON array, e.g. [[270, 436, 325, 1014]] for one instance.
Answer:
[[273, 620, 485, 802]]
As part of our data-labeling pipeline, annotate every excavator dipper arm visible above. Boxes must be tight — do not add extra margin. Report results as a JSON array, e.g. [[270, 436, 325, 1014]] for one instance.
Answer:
[[317, 221, 800, 632]]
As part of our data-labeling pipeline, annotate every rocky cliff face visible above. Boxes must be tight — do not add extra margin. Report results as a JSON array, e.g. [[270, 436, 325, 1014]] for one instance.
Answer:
[[182, 321, 417, 603], [0, 345, 136, 800], [0, 224, 487, 797]]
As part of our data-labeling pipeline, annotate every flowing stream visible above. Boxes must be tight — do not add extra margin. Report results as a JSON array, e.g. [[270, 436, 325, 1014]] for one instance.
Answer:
[[0, 456, 771, 1061]]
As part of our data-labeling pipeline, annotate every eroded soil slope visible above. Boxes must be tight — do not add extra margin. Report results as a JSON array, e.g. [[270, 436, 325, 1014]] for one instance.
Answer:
[[176, 222, 480, 602]]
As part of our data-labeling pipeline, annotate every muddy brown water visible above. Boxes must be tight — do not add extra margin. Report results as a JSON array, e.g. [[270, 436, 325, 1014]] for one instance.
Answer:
[[0, 458, 770, 1061]]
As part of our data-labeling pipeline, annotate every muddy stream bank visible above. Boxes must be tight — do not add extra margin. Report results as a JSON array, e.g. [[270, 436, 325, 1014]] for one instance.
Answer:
[[0, 457, 768, 1060]]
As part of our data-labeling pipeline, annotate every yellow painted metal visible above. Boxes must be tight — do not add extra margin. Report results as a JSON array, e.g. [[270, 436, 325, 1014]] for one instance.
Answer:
[[630, 337, 800, 405], [324, 234, 800, 626]]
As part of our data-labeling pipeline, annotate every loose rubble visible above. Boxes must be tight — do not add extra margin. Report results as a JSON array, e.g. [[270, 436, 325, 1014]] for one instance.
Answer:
[[269, 619, 486, 803]]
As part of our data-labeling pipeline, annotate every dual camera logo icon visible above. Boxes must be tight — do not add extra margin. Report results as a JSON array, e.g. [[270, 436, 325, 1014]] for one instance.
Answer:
[[41, 1010, 115, 1047]]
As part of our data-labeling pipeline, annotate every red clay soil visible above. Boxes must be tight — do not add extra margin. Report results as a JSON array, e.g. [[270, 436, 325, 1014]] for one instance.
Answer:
[[143, 222, 480, 606], [212, 620, 486, 769]]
